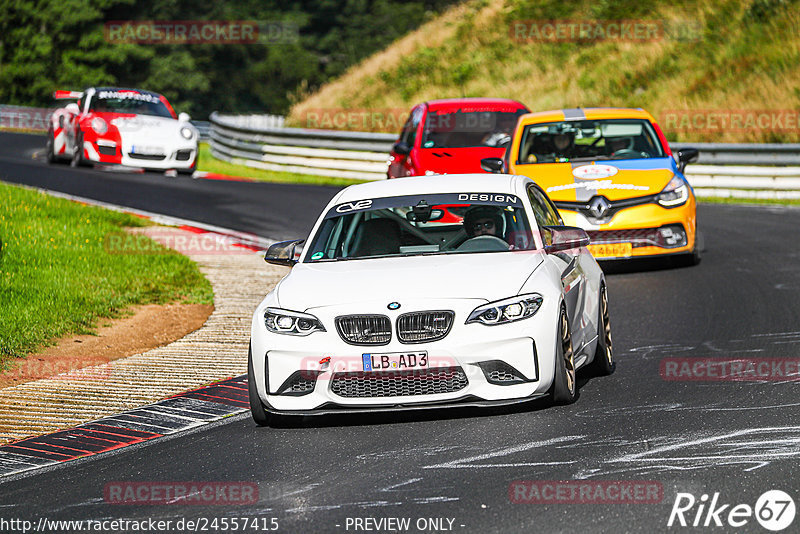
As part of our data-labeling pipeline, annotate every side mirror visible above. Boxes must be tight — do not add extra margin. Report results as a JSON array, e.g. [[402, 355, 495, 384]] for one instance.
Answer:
[[65, 103, 80, 114], [264, 239, 304, 267], [392, 142, 411, 156], [676, 148, 699, 173], [542, 226, 590, 253], [480, 157, 504, 174], [178, 112, 191, 123]]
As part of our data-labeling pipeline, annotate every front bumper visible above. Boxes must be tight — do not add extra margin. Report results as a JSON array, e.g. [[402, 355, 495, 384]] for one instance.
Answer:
[[250, 299, 561, 412], [558, 197, 697, 259], [83, 140, 197, 170], [258, 394, 548, 416]]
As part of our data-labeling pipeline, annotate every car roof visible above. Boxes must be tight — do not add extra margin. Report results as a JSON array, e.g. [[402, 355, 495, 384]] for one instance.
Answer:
[[88, 87, 165, 98], [332, 174, 530, 204], [518, 107, 656, 124], [424, 98, 528, 112]]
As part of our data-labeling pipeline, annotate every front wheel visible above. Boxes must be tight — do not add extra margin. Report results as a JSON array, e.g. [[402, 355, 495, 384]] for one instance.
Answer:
[[247, 347, 273, 427], [588, 284, 614, 376], [549, 307, 577, 405]]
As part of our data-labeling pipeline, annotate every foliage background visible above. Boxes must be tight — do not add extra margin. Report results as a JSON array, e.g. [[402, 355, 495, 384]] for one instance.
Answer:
[[0, 0, 456, 118]]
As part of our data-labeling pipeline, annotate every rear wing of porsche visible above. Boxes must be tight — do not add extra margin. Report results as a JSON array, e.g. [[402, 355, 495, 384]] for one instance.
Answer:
[[53, 90, 83, 100]]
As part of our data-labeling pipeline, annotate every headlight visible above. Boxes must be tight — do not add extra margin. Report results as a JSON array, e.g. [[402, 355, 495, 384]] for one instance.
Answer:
[[656, 175, 689, 207], [264, 308, 326, 336], [180, 127, 195, 140], [466, 294, 543, 326], [91, 117, 108, 135]]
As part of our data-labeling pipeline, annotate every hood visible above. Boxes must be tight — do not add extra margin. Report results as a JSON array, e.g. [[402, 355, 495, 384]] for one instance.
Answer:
[[106, 113, 181, 132], [95, 113, 194, 145], [522, 159, 677, 202], [276, 252, 545, 311], [415, 146, 506, 175]]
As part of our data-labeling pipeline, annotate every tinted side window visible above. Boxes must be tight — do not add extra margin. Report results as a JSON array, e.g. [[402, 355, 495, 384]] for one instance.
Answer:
[[527, 185, 562, 227], [400, 106, 423, 148]]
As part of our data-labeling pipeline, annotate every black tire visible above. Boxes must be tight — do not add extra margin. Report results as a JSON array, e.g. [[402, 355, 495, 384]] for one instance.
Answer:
[[550, 306, 577, 405], [70, 132, 86, 167], [588, 284, 615, 376], [177, 154, 197, 176], [247, 346, 272, 427], [679, 229, 702, 267], [689, 229, 703, 265], [45, 129, 56, 163]]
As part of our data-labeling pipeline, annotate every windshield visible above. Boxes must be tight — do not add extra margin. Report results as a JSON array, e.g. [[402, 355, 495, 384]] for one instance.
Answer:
[[89, 90, 175, 118], [305, 193, 536, 262], [518, 118, 665, 164], [421, 109, 526, 148]]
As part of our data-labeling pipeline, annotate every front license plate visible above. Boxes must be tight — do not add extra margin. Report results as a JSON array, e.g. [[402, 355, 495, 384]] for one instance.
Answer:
[[362, 352, 428, 372], [588, 242, 633, 258], [131, 145, 163, 155]]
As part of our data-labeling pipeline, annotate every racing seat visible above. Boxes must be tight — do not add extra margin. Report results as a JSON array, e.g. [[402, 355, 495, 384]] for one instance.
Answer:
[[350, 218, 401, 257]]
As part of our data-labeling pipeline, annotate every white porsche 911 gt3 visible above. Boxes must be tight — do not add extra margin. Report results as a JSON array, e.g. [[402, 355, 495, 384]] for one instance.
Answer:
[[47, 87, 198, 173], [248, 174, 613, 425]]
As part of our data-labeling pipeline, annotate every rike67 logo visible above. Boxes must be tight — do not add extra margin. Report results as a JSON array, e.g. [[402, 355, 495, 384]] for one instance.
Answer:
[[668, 490, 796, 531]]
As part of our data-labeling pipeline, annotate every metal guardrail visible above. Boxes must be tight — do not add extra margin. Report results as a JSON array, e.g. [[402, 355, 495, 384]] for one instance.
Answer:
[[671, 142, 800, 166], [209, 112, 393, 180], [192, 120, 210, 141], [1, 105, 797, 197], [209, 113, 800, 196]]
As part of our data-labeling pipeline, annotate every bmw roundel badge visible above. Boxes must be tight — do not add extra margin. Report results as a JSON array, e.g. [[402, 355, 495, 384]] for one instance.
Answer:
[[387, 302, 401, 310]]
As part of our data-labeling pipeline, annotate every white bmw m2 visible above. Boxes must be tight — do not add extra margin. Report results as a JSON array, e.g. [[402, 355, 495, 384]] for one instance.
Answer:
[[248, 174, 613, 425]]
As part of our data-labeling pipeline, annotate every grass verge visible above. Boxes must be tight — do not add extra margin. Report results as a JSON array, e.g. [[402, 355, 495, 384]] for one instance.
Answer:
[[288, 0, 800, 144], [197, 143, 367, 187], [698, 196, 800, 206], [0, 182, 214, 367]]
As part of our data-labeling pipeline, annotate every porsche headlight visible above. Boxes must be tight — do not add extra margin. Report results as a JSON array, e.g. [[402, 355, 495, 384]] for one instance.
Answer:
[[264, 308, 325, 336], [180, 127, 195, 140], [466, 294, 543, 326], [656, 175, 689, 207], [91, 117, 108, 135]]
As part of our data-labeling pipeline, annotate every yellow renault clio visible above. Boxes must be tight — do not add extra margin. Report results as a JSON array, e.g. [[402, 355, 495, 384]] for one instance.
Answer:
[[482, 108, 700, 263]]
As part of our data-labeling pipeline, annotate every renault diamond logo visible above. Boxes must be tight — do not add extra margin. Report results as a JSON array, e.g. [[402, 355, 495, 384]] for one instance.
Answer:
[[588, 196, 611, 219], [387, 302, 401, 310]]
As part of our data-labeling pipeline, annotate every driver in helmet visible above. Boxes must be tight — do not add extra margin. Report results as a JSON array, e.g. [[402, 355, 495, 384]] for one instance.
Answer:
[[552, 130, 575, 160], [463, 205, 504, 238]]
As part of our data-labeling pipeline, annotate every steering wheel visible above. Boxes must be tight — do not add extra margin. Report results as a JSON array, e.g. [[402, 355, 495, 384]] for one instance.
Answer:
[[456, 235, 510, 252], [611, 149, 649, 159]]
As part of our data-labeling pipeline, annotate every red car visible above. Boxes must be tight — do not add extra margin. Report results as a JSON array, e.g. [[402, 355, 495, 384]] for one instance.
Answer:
[[387, 98, 529, 179]]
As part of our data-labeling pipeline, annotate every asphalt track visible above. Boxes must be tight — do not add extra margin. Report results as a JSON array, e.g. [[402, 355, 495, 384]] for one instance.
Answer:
[[1, 132, 799, 533]]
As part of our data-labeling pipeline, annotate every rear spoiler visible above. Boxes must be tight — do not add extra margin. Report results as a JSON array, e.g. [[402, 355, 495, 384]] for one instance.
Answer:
[[53, 90, 83, 100]]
